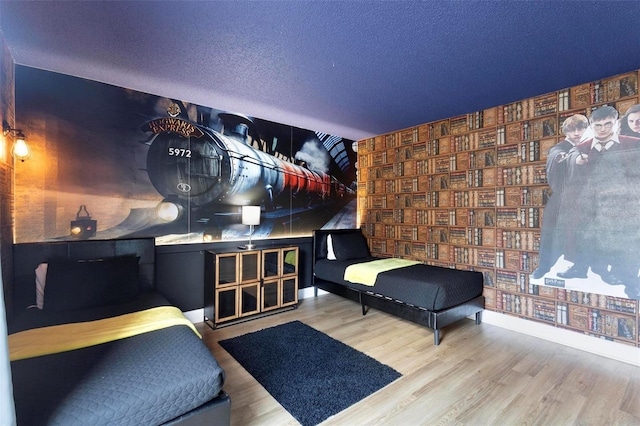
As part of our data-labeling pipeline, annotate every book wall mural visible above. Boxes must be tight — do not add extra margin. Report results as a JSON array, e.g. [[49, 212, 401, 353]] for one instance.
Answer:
[[357, 69, 640, 346], [13, 66, 357, 245]]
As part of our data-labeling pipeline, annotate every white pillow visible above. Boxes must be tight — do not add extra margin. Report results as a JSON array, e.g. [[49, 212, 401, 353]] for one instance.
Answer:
[[35, 263, 48, 309], [326, 234, 337, 260]]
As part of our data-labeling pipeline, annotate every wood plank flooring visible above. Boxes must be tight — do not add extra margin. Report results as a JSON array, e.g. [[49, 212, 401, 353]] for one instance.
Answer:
[[197, 293, 640, 426]]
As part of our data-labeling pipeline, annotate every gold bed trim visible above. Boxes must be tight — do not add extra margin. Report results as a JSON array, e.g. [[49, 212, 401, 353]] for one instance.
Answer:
[[344, 258, 420, 286], [9, 306, 199, 361]]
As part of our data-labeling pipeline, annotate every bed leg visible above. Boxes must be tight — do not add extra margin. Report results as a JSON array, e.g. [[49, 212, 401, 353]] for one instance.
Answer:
[[434, 329, 441, 346], [314, 286, 318, 297], [359, 293, 367, 316], [475, 310, 483, 325]]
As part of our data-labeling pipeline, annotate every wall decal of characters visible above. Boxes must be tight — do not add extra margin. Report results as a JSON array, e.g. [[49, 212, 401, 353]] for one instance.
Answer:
[[531, 105, 640, 300]]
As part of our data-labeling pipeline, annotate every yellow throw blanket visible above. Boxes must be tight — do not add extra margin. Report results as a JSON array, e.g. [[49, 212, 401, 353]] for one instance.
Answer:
[[9, 306, 200, 362], [344, 258, 420, 286]]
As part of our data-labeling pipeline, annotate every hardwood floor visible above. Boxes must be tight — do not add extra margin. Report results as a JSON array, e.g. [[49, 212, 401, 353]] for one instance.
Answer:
[[197, 293, 640, 426]]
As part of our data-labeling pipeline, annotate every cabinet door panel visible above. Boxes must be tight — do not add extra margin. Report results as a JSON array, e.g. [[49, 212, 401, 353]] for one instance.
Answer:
[[217, 254, 238, 286], [282, 247, 298, 277], [281, 277, 298, 306], [262, 249, 280, 278], [240, 283, 260, 317], [240, 251, 260, 282], [262, 279, 280, 311], [215, 287, 238, 322]]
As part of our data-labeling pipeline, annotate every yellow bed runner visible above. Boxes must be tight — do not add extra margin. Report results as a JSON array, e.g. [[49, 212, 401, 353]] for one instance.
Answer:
[[9, 306, 200, 362], [344, 258, 420, 286]]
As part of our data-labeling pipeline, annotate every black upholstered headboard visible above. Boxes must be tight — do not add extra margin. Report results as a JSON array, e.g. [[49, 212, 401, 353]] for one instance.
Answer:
[[12, 238, 155, 312], [312, 228, 364, 264]]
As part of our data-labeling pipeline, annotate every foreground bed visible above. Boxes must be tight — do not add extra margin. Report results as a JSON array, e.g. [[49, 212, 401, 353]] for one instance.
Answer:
[[10, 238, 230, 426], [312, 229, 485, 345]]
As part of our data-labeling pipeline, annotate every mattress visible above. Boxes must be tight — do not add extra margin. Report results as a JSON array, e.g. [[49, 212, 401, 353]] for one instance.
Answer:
[[9, 292, 226, 426], [314, 258, 483, 311]]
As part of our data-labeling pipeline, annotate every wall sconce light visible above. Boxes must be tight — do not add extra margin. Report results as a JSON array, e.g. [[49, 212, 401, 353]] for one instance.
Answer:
[[241, 205, 261, 250], [3, 120, 31, 162]]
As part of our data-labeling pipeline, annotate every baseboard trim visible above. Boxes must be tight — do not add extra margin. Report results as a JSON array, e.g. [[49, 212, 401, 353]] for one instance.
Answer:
[[183, 308, 204, 324], [299, 286, 327, 299], [481, 310, 639, 366]]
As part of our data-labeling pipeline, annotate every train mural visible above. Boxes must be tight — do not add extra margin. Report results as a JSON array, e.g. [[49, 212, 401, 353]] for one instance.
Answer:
[[13, 66, 357, 244], [143, 115, 353, 215], [139, 112, 356, 240]]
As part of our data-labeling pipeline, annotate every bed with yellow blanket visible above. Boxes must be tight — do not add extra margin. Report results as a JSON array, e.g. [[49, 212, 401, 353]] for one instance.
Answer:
[[313, 229, 485, 345], [9, 238, 229, 426]]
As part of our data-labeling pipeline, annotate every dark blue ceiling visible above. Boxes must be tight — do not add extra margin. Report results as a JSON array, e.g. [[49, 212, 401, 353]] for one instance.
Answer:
[[1, 1, 640, 141]]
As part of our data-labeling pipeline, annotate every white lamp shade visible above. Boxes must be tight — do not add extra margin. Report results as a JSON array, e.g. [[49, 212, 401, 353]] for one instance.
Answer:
[[241, 205, 261, 225]]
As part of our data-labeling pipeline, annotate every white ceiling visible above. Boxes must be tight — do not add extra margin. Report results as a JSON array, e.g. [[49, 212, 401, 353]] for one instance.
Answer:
[[1, 1, 640, 141]]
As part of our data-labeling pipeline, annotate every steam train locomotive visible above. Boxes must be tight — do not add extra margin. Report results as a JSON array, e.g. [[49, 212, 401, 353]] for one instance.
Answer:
[[142, 116, 353, 223]]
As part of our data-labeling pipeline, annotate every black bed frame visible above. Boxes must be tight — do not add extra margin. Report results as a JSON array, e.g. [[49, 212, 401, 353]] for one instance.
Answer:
[[312, 229, 484, 345], [12, 237, 231, 426]]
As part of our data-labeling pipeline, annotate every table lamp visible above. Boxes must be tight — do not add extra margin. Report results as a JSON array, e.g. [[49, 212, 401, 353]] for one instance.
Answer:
[[241, 205, 261, 249]]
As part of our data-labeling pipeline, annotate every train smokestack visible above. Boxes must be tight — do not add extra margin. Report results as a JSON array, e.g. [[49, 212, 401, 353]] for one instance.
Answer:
[[218, 112, 254, 145]]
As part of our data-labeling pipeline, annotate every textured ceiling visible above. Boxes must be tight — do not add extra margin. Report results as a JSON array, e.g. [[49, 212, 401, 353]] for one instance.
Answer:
[[1, 1, 640, 141]]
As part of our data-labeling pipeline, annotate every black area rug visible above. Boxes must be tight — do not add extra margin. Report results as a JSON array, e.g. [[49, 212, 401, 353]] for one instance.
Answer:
[[219, 320, 401, 426]]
